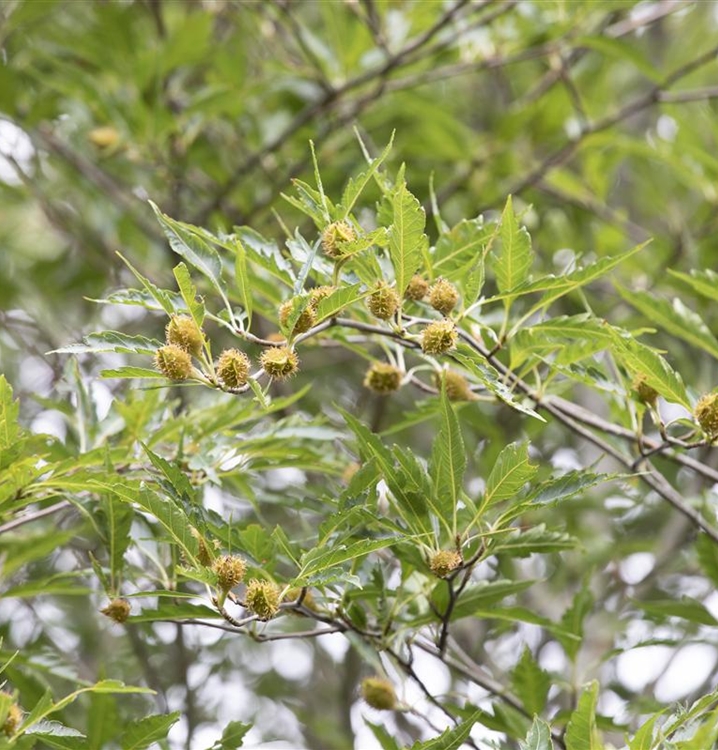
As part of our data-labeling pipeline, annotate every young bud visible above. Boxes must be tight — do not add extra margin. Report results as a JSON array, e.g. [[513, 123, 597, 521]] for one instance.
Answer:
[[421, 320, 457, 355], [155, 344, 193, 380], [244, 579, 281, 621], [435, 370, 474, 401], [632, 374, 659, 406], [367, 283, 400, 321], [308, 285, 335, 310], [166, 315, 204, 356], [260, 346, 299, 379], [695, 393, 718, 437], [217, 348, 251, 389], [364, 362, 402, 394], [1, 695, 22, 737], [101, 598, 131, 624], [321, 221, 356, 259], [279, 299, 317, 335], [213, 555, 247, 591], [190, 527, 214, 566], [428, 278, 459, 315], [429, 550, 462, 578], [360, 677, 396, 711], [404, 275, 429, 301]]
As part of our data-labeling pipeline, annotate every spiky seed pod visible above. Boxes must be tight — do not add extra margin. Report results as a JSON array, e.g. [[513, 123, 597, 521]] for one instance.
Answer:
[[155, 344, 193, 380], [321, 221, 356, 259], [429, 550, 463, 578], [190, 527, 214, 566], [695, 393, 718, 437], [166, 315, 204, 356], [100, 598, 131, 624], [364, 362, 403, 394], [244, 580, 281, 621], [212, 555, 247, 591], [632, 374, 659, 406], [279, 299, 317, 335], [360, 677, 396, 711], [428, 278, 459, 315], [1, 697, 22, 737], [421, 320, 457, 355], [367, 283, 400, 321], [260, 346, 299, 379], [308, 285, 335, 310], [435, 370, 474, 401], [405, 275, 429, 301], [217, 348, 251, 389]]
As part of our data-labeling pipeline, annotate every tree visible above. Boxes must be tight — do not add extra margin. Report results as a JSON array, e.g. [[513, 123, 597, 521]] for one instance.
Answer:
[[2, 2, 718, 749]]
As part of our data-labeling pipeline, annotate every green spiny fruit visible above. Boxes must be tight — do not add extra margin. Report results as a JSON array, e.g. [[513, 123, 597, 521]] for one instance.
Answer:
[[260, 346, 299, 379], [100, 598, 131, 624], [217, 348, 251, 389], [155, 344, 193, 380], [279, 299, 317, 335], [321, 221, 356, 259], [244, 579, 281, 621], [421, 320, 457, 355], [367, 283, 400, 321], [428, 278, 459, 315], [360, 677, 396, 710], [429, 549, 462, 578], [364, 362, 403, 394], [166, 315, 204, 356]]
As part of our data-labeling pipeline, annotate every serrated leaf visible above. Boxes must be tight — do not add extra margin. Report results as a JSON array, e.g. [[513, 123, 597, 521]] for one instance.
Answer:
[[339, 134, 393, 219], [409, 709, 482, 750], [127, 603, 222, 623], [313, 284, 363, 323], [452, 346, 545, 421], [116, 252, 176, 315], [433, 218, 496, 279], [512, 648, 551, 716], [207, 719, 251, 749], [617, 286, 718, 361], [121, 712, 181, 750], [142, 443, 195, 501], [173, 262, 205, 326], [430, 389, 465, 532], [560, 584, 593, 661], [233, 237, 253, 327], [0, 376, 19, 451], [388, 179, 426, 295], [297, 538, 400, 582], [637, 597, 718, 626], [490, 524, 577, 557], [527, 471, 611, 505], [519, 717, 554, 750], [565, 681, 601, 750], [494, 195, 532, 295], [629, 711, 663, 750], [430, 579, 536, 623], [100, 367, 168, 380], [669, 268, 718, 303], [150, 202, 226, 297], [52, 331, 162, 355], [609, 331, 690, 409], [483, 442, 537, 510]]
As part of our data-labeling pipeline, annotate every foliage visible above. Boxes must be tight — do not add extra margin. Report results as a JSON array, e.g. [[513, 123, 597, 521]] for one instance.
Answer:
[[3, 2, 718, 750]]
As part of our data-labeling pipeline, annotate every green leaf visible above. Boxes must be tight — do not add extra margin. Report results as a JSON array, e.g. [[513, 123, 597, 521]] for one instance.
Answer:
[[511, 648, 550, 716], [669, 268, 718, 304], [429, 579, 536, 623], [519, 717, 555, 750], [313, 283, 364, 323], [339, 134, 394, 219], [489, 524, 577, 557], [121, 712, 181, 750], [142, 443, 195, 501], [565, 681, 601, 750], [576, 35, 662, 83], [233, 237, 253, 327], [52, 331, 162, 355], [150, 201, 226, 297], [483, 442, 538, 510], [205, 720, 251, 750], [433, 218, 496, 280], [430, 389, 466, 532], [388, 178, 427, 296], [116, 252, 176, 315], [298, 537, 401, 582], [527, 471, 612, 506], [100, 367, 167, 380], [637, 597, 718, 626], [494, 195, 532, 295], [629, 712, 663, 750], [452, 346, 545, 421], [559, 584, 593, 661], [617, 286, 718, 361], [409, 709, 482, 750], [173, 262, 205, 326], [0, 376, 19, 452], [127, 603, 222, 623], [609, 331, 690, 409]]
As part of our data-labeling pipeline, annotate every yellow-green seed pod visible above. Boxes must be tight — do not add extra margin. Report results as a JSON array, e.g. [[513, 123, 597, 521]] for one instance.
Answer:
[[155, 344, 193, 380], [217, 348, 251, 389], [421, 320, 457, 355], [695, 393, 718, 437], [361, 677, 396, 711], [429, 549, 462, 578], [308, 285, 335, 310], [166, 315, 204, 356], [279, 299, 317, 335], [364, 362, 403, 394], [367, 283, 400, 321], [321, 221, 356, 259], [1, 696, 22, 737], [405, 275, 429, 301], [244, 579, 281, 621], [435, 370, 474, 401], [260, 346, 299, 379], [428, 278, 459, 316], [632, 374, 659, 406], [212, 555, 247, 591], [100, 598, 131, 624]]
